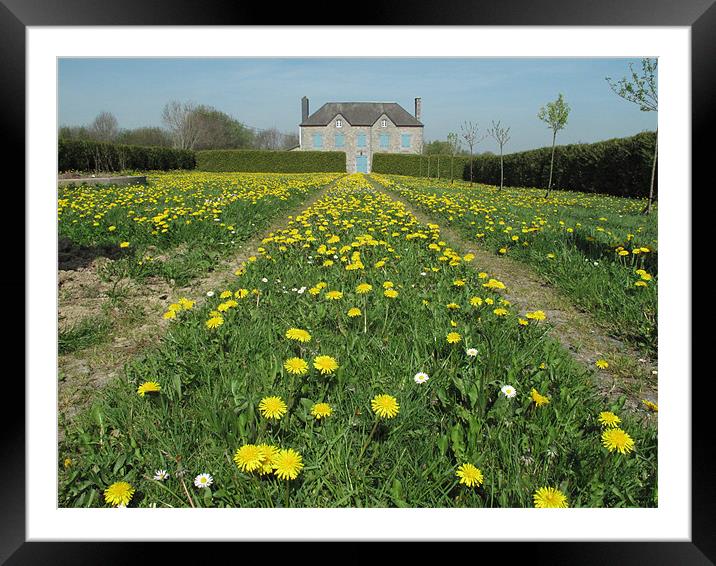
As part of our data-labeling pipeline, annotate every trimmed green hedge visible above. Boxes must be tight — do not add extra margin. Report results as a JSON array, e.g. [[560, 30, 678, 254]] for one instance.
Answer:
[[373, 132, 657, 198], [58, 139, 196, 172], [464, 131, 657, 198], [372, 153, 470, 180], [197, 150, 346, 173]]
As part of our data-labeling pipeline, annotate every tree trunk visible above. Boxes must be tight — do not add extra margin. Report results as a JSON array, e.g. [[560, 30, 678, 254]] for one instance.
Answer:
[[437, 155, 440, 179], [469, 148, 474, 186], [450, 155, 454, 184], [644, 130, 658, 215], [545, 130, 557, 198], [500, 147, 504, 190]]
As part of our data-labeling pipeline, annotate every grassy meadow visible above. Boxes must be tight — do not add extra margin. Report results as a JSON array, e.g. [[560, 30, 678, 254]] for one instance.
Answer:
[[59, 174, 657, 508]]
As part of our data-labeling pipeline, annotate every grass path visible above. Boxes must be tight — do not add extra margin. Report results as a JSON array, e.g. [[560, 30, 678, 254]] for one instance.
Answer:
[[367, 175, 657, 412], [58, 176, 346, 427]]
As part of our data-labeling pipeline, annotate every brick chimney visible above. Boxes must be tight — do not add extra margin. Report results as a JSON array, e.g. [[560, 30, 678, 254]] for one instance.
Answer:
[[301, 96, 309, 123], [414, 97, 422, 122]]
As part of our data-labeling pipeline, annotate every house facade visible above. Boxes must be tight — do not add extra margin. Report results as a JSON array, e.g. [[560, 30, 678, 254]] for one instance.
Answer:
[[298, 97, 424, 173]]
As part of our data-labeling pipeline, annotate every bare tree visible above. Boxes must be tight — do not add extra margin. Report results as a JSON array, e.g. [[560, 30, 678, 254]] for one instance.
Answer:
[[538, 93, 570, 197], [447, 132, 460, 184], [253, 127, 284, 150], [606, 58, 658, 214], [89, 111, 119, 143], [161, 101, 203, 150], [461, 121, 483, 186], [487, 121, 511, 190]]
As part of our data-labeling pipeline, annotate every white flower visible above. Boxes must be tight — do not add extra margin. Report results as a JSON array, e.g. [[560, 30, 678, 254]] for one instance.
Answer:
[[466, 348, 478, 358], [297, 287, 306, 294], [194, 473, 213, 488], [261, 277, 268, 283], [420, 272, 427, 276], [206, 291, 215, 298], [414, 372, 430, 384], [153, 469, 169, 481], [500, 385, 517, 398]]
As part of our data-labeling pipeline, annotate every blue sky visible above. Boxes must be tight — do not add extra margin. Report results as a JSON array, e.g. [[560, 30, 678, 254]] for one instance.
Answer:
[[58, 58, 657, 153]]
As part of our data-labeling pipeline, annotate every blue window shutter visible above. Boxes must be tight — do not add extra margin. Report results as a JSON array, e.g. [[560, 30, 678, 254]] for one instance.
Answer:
[[380, 133, 389, 149], [335, 133, 344, 148], [357, 133, 366, 148], [313, 133, 323, 148], [401, 134, 411, 148]]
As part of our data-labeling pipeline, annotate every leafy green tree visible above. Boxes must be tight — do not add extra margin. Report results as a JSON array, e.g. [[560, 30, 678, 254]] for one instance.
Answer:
[[606, 58, 658, 214], [538, 93, 570, 197]]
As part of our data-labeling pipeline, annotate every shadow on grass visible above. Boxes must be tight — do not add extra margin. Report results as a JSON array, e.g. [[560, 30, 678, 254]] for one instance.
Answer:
[[58, 237, 128, 271]]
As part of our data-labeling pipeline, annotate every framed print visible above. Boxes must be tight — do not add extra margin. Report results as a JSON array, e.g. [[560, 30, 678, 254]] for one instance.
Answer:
[[5, 0, 708, 563]]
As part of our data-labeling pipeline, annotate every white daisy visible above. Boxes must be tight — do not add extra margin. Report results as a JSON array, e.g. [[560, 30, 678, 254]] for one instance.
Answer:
[[153, 469, 169, 481], [500, 385, 517, 398], [206, 291, 215, 298], [194, 473, 213, 488], [261, 278, 268, 283], [466, 348, 478, 357], [414, 372, 430, 384]]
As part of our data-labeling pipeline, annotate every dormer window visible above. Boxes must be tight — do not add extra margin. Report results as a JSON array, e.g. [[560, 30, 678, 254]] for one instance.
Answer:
[[336, 119, 342, 128], [381, 119, 387, 128]]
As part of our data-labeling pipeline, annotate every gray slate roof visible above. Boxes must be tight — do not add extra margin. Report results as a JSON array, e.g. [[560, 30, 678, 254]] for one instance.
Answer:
[[301, 102, 423, 127]]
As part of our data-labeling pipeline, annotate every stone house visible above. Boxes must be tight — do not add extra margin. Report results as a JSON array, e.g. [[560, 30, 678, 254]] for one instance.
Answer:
[[298, 97, 424, 173]]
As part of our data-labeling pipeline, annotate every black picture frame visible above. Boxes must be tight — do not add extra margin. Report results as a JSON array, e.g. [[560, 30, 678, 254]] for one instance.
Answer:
[[6, 0, 705, 563]]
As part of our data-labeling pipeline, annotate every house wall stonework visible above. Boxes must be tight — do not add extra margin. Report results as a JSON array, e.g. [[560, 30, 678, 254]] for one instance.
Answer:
[[299, 112, 423, 173]]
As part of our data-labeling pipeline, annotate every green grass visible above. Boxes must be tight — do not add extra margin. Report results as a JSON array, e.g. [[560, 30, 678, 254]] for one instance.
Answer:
[[59, 175, 657, 508], [59, 316, 114, 355], [373, 174, 658, 355]]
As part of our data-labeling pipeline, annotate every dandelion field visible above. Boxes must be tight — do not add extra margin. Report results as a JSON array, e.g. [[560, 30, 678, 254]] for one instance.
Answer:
[[373, 174, 658, 354], [59, 173, 657, 508]]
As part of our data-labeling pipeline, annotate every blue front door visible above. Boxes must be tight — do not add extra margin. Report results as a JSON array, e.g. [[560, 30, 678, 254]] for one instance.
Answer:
[[356, 155, 368, 173]]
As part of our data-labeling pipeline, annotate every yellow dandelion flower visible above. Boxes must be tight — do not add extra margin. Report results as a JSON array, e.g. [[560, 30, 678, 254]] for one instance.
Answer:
[[493, 308, 508, 316], [311, 402, 333, 420], [456, 463, 484, 488], [233, 444, 264, 473], [642, 400, 658, 412], [601, 427, 635, 454], [286, 328, 311, 342], [313, 355, 339, 375], [595, 359, 609, 369], [530, 388, 550, 407], [470, 296, 483, 307], [533, 487, 568, 508], [272, 448, 304, 480], [137, 381, 161, 397], [446, 332, 462, 344], [347, 307, 361, 317], [356, 283, 373, 294], [206, 316, 224, 329], [371, 394, 400, 418], [119, 241, 130, 248], [325, 290, 343, 300], [598, 411, 621, 427], [518, 318, 529, 326], [258, 396, 288, 420], [526, 310, 546, 321], [178, 297, 195, 310], [219, 290, 233, 299], [257, 444, 280, 475], [104, 481, 135, 507], [384, 289, 399, 299], [284, 357, 309, 375], [163, 310, 177, 320]]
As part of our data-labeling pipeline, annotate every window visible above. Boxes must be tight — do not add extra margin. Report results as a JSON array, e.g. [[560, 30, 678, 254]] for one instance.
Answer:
[[379, 133, 389, 149], [313, 133, 323, 148], [335, 133, 345, 148], [401, 134, 411, 148], [336, 119, 342, 128], [381, 119, 387, 128], [357, 133, 366, 148]]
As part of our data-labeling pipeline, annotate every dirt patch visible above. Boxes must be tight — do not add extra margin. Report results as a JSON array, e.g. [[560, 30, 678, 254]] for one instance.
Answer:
[[58, 178, 344, 430], [369, 176, 657, 413]]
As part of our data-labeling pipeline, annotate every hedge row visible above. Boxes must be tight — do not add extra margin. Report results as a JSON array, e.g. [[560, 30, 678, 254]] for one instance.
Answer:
[[197, 150, 346, 173], [464, 131, 657, 198], [58, 139, 196, 172], [372, 153, 471, 180], [373, 132, 657, 198]]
